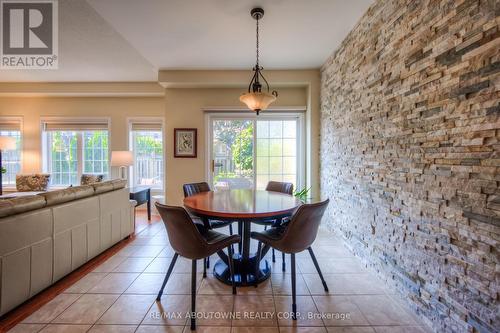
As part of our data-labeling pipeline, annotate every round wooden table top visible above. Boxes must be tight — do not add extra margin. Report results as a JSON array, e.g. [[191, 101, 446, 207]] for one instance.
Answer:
[[183, 189, 302, 220]]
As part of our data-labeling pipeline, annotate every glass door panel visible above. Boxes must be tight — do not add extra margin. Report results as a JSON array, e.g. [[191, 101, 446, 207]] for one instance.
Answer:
[[212, 120, 254, 190], [255, 120, 297, 190]]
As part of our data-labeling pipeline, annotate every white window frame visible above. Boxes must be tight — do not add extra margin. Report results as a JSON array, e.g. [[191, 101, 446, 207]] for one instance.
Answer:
[[41, 117, 111, 187], [205, 111, 306, 191], [127, 117, 165, 193], [0, 116, 23, 189]]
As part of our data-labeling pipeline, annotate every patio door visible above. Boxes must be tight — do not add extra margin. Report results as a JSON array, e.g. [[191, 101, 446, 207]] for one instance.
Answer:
[[207, 113, 304, 191]]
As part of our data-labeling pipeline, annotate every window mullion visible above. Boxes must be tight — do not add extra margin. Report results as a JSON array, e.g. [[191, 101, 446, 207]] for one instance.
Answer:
[[77, 132, 83, 184]]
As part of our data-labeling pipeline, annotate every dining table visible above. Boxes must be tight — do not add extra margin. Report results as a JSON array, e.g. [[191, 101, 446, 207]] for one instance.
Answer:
[[183, 189, 302, 286]]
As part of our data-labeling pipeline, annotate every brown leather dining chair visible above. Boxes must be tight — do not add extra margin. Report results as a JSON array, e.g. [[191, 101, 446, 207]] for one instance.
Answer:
[[256, 181, 294, 270], [155, 203, 240, 330], [251, 199, 330, 320], [183, 182, 235, 270]]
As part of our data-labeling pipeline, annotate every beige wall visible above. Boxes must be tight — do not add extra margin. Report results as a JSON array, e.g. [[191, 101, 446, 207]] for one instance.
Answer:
[[0, 85, 311, 204], [164, 87, 307, 205], [0, 96, 164, 175]]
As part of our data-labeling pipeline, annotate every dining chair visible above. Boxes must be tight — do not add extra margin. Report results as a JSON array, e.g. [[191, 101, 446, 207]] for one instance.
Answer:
[[155, 203, 240, 330], [251, 199, 330, 320], [183, 182, 235, 270], [255, 181, 294, 270]]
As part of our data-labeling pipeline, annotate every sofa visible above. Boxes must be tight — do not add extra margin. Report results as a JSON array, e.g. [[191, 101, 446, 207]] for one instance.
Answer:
[[0, 179, 135, 316]]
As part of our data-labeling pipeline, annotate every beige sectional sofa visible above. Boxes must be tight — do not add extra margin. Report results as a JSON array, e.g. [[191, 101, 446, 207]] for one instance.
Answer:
[[0, 179, 135, 316]]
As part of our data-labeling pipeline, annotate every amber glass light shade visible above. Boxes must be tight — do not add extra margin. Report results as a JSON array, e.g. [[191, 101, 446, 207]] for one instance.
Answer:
[[240, 92, 276, 113]]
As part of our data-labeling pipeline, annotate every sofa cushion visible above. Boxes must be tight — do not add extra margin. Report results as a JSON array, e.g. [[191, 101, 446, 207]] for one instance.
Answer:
[[16, 174, 51, 192], [39, 185, 95, 206], [80, 174, 104, 185], [72, 185, 95, 200], [0, 196, 46, 218], [111, 179, 127, 190], [93, 180, 114, 194]]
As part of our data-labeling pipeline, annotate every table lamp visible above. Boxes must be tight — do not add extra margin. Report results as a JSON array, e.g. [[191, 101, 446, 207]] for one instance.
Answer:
[[110, 150, 133, 180], [0, 136, 16, 195]]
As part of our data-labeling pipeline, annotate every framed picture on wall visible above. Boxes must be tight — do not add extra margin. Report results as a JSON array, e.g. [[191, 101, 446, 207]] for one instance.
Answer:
[[174, 128, 197, 158]]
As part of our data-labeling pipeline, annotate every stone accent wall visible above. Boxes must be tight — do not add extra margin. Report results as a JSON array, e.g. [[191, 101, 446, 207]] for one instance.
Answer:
[[320, 0, 499, 332]]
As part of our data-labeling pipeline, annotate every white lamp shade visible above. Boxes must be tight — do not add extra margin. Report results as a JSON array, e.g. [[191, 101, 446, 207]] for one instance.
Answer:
[[0, 136, 16, 150], [240, 92, 277, 112], [110, 151, 133, 167]]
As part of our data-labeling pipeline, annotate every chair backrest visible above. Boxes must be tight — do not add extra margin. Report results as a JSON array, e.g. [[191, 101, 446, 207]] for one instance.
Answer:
[[183, 182, 211, 198], [265, 181, 294, 195], [155, 203, 209, 259], [279, 199, 329, 253]]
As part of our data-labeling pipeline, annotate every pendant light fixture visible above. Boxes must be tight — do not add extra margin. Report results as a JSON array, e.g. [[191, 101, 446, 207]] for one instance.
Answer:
[[240, 7, 278, 115]]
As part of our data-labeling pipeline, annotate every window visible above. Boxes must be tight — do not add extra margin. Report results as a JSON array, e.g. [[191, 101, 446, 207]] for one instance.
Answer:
[[0, 118, 22, 187], [256, 120, 297, 190], [129, 120, 164, 189], [42, 119, 109, 186], [208, 114, 304, 192]]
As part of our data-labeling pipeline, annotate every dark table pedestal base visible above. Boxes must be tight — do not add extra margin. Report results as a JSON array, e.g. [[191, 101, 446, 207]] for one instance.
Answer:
[[213, 253, 271, 286]]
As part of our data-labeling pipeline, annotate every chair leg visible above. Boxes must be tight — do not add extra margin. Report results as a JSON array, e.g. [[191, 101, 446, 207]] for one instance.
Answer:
[[282, 251, 286, 271], [291, 253, 297, 320], [254, 242, 262, 287], [203, 258, 207, 278], [308, 247, 329, 292], [229, 223, 233, 235], [227, 246, 236, 295], [157, 253, 178, 301], [191, 259, 197, 330]]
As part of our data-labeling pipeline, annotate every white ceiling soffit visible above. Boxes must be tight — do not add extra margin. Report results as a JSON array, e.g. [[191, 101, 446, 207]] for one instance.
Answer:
[[0, 0, 157, 82], [0, 0, 372, 82], [87, 0, 372, 70]]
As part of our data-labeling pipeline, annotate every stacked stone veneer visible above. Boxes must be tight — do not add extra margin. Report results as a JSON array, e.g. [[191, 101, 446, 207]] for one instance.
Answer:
[[320, 0, 499, 332]]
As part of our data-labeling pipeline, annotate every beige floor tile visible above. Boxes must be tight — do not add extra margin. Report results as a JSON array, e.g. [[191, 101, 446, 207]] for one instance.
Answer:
[[88, 273, 139, 294], [53, 294, 119, 324], [113, 257, 155, 273], [232, 295, 277, 327], [142, 296, 190, 326], [157, 247, 175, 258], [280, 328, 328, 333], [136, 326, 184, 333], [22, 294, 81, 323], [88, 325, 138, 333], [129, 246, 165, 258], [302, 274, 386, 295], [231, 327, 279, 333], [271, 274, 310, 295], [115, 245, 141, 257], [274, 296, 323, 327], [312, 296, 368, 326], [64, 273, 108, 294], [125, 273, 166, 294], [193, 295, 233, 326], [236, 278, 273, 295], [326, 327, 375, 333], [373, 327, 429, 333], [7, 323, 46, 333], [296, 246, 353, 259], [351, 295, 417, 326], [98, 294, 156, 325], [183, 327, 231, 333], [298, 259, 365, 274], [145, 257, 176, 273], [93, 255, 128, 273], [172, 258, 206, 274], [197, 274, 233, 295], [38, 324, 91, 333]]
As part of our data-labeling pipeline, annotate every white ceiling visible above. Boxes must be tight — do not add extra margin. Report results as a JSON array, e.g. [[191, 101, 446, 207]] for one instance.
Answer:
[[0, 0, 372, 82]]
